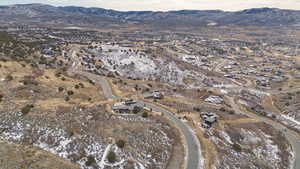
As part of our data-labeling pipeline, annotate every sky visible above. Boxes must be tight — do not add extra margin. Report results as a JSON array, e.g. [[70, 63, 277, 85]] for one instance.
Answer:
[[0, 0, 300, 11]]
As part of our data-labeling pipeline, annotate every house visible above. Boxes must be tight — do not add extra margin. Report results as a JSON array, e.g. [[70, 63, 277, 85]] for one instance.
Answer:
[[204, 95, 223, 104], [201, 112, 218, 128], [204, 116, 217, 124], [144, 91, 163, 99], [121, 98, 137, 105], [112, 99, 143, 114]]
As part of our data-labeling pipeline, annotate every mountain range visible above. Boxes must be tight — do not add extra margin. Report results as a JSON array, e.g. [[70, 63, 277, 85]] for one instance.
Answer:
[[1, 4, 300, 29]]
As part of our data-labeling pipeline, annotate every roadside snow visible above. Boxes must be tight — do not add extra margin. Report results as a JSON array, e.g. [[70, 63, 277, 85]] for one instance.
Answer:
[[279, 114, 300, 131], [281, 115, 300, 126]]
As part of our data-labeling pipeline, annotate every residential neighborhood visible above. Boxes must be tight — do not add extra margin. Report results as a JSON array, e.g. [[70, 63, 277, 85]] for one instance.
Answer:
[[0, 3, 299, 169]]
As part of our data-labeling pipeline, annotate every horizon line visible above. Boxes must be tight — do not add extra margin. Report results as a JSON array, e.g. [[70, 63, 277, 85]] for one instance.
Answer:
[[1, 3, 299, 13]]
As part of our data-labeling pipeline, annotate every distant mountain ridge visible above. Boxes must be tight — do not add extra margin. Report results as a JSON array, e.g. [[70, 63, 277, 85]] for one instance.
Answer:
[[1, 4, 300, 29]]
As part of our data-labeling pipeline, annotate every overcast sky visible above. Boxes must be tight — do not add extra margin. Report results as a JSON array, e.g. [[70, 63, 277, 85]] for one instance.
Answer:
[[1, 0, 300, 11]]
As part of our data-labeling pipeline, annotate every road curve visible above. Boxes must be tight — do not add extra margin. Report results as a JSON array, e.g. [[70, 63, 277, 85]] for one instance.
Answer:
[[95, 76, 203, 169], [141, 101, 202, 169]]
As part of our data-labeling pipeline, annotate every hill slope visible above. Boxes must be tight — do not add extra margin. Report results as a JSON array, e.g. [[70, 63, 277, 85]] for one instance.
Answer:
[[1, 4, 300, 28]]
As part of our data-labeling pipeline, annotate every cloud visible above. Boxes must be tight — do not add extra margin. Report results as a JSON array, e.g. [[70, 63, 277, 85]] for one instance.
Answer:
[[0, 0, 299, 11]]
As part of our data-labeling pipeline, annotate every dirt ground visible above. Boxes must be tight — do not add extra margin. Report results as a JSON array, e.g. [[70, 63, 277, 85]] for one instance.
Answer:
[[0, 140, 80, 169], [0, 61, 106, 113]]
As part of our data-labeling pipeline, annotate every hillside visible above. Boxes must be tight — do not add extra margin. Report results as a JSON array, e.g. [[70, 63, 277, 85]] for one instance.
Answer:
[[1, 4, 300, 29]]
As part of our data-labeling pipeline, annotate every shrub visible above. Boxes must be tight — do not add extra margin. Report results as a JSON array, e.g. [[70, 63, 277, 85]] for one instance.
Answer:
[[219, 107, 226, 112], [75, 84, 80, 89], [55, 72, 61, 77], [142, 112, 148, 118], [229, 111, 235, 115], [85, 155, 96, 166], [134, 85, 139, 91], [67, 90, 74, 96], [107, 151, 116, 163], [116, 140, 125, 148], [68, 131, 74, 137], [21, 104, 34, 115], [22, 79, 38, 86], [61, 77, 66, 81], [193, 107, 201, 112], [5, 74, 13, 81], [232, 143, 242, 152], [88, 80, 95, 85], [65, 97, 70, 102], [79, 83, 85, 88], [58, 87, 64, 92]]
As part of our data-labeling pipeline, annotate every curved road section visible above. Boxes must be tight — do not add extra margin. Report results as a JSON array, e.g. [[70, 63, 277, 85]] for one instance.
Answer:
[[95, 76, 203, 169], [142, 102, 202, 169]]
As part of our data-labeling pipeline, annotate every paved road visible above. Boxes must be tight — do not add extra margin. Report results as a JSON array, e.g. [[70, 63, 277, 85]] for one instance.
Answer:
[[227, 96, 300, 169], [141, 101, 202, 169], [91, 75, 203, 169]]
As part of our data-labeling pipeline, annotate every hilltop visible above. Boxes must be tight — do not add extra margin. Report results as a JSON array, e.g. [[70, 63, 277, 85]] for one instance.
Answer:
[[0, 4, 300, 29]]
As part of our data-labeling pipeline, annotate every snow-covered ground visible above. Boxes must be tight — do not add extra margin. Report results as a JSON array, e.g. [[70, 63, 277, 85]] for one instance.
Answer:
[[211, 125, 294, 169], [86, 45, 206, 87], [0, 111, 175, 169], [278, 114, 300, 131]]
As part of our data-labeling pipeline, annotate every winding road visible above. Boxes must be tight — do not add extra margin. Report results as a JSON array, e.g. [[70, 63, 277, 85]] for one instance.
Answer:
[[141, 101, 203, 169], [69, 66, 203, 169], [96, 76, 203, 169]]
